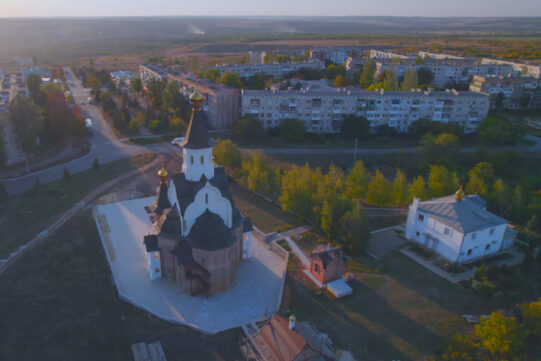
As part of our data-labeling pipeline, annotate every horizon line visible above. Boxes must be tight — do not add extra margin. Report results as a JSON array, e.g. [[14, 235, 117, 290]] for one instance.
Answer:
[[1, 14, 541, 19]]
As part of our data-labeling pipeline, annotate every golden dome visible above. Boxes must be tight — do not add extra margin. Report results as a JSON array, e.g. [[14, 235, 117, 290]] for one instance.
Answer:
[[190, 88, 204, 102], [157, 165, 168, 180]]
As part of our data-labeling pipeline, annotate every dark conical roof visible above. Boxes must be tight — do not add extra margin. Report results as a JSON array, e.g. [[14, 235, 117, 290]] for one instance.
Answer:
[[149, 181, 171, 215], [178, 111, 212, 149], [155, 204, 182, 238], [187, 210, 236, 251]]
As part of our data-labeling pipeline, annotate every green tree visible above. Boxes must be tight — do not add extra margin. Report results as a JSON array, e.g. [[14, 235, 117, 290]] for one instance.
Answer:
[[8, 95, 44, 171], [198, 68, 220, 81], [0, 116, 6, 169], [169, 117, 187, 135], [340, 115, 370, 139], [325, 64, 346, 81], [128, 118, 141, 132], [218, 71, 242, 89], [338, 201, 371, 255], [521, 297, 541, 338], [93, 157, 100, 170], [333, 74, 349, 87], [26, 74, 42, 94], [214, 139, 242, 169], [478, 116, 523, 145], [417, 67, 434, 85], [441, 333, 478, 361], [145, 78, 165, 109], [366, 170, 393, 206], [359, 60, 376, 89], [490, 178, 511, 214], [392, 169, 409, 205], [278, 118, 306, 142], [241, 152, 280, 197], [280, 164, 322, 219], [427, 165, 459, 197], [474, 312, 526, 360], [409, 175, 430, 201], [232, 116, 267, 143], [383, 68, 398, 90], [400, 68, 419, 91], [130, 78, 142, 93], [421, 132, 459, 162], [345, 160, 370, 199]]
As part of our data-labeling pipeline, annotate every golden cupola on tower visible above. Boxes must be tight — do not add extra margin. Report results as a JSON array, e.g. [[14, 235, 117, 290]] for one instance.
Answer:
[[190, 88, 204, 111]]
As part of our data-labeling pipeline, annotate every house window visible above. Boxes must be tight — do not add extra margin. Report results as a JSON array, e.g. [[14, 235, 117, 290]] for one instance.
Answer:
[[200, 155, 204, 164], [190, 156, 194, 164], [489, 228, 495, 235], [444, 227, 450, 235], [471, 233, 477, 240], [153, 252, 159, 260], [418, 214, 424, 222], [314, 264, 320, 274], [467, 249, 472, 256], [485, 244, 491, 251]]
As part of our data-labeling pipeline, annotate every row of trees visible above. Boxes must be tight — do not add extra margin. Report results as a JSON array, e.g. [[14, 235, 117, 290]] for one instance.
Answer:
[[7, 75, 88, 170], [129, 78, 191, 134], [441, 299, 541, 361], [359, 60, 435, 91]]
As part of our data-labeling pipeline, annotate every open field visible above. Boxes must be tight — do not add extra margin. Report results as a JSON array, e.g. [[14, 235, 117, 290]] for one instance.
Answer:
[[0, 212, 241, 361], [0, 153, 156, 259], [286, 251, 510, 361]]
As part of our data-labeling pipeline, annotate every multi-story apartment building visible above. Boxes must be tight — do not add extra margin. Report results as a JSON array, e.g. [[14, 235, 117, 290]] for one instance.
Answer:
[[242, 87, 489, 134], [139, 64, 240, 129], [481, 58, 541, 79], [212, 61, 324, 79], [167, 72, 240, 129], [470, 75, 541, 110], [369, 50, 412, 60], [418, 51, 464, 60], [376, 59, 514, 88], [309, 48, 362, 65], [140, 63, 169, 86]]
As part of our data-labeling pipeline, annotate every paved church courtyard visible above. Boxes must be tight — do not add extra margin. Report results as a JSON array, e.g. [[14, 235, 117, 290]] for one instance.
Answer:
[[94, 197, 288, 334]]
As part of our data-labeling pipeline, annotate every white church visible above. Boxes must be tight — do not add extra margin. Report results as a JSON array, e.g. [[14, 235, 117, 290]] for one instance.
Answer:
[[405, 188, 516, 264]]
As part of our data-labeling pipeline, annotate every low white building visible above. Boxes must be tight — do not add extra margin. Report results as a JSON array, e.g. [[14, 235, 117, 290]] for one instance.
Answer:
[[405, 191, 516, 264], [211, 61, 324, 79]]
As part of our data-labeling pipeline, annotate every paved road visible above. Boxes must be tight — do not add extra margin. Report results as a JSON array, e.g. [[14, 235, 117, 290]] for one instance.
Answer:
[[2, 68, 150, 195]]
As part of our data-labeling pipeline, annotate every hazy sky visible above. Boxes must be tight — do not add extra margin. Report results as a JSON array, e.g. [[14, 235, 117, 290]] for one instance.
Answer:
[[1, 0, 540, 17]]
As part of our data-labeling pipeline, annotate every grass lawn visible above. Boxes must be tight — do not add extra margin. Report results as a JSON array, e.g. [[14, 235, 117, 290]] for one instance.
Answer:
[[230, 182, 301, 234], [0, 212, 240, 361], [286, 251, 510, 361], [0, 153, 155, 259]]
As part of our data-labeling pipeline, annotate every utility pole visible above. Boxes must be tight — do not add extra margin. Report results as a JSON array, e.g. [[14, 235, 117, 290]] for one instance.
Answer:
[[353, 137, 358, 163]]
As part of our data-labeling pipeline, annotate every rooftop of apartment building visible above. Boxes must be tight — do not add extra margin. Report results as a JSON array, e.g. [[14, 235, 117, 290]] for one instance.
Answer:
[[242, 86, 489, 99], [168, 71, 238, 94]]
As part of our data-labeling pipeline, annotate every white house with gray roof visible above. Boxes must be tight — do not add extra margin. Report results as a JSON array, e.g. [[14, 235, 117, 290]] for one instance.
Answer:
[[405, 191, 516, 264]]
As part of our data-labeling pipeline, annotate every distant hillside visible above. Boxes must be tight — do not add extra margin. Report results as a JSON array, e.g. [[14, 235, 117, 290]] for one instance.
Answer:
[[0, 16, 540, 65]]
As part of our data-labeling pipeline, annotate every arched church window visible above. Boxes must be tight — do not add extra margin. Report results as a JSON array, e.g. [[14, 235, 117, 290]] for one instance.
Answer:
[[200, 155, 204, 164], [190, 156, 194, 164], [205, 193, 209, 204]]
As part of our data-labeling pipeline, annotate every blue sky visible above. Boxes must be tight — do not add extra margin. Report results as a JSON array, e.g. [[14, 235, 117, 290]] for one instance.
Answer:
[[1, 0, 540, 17]]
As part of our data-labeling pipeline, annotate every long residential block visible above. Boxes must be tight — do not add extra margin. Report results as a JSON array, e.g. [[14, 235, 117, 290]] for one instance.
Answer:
[[212, 61, 325, 79], [376, 59, 514, 88], [242, 87, 489, 134]]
